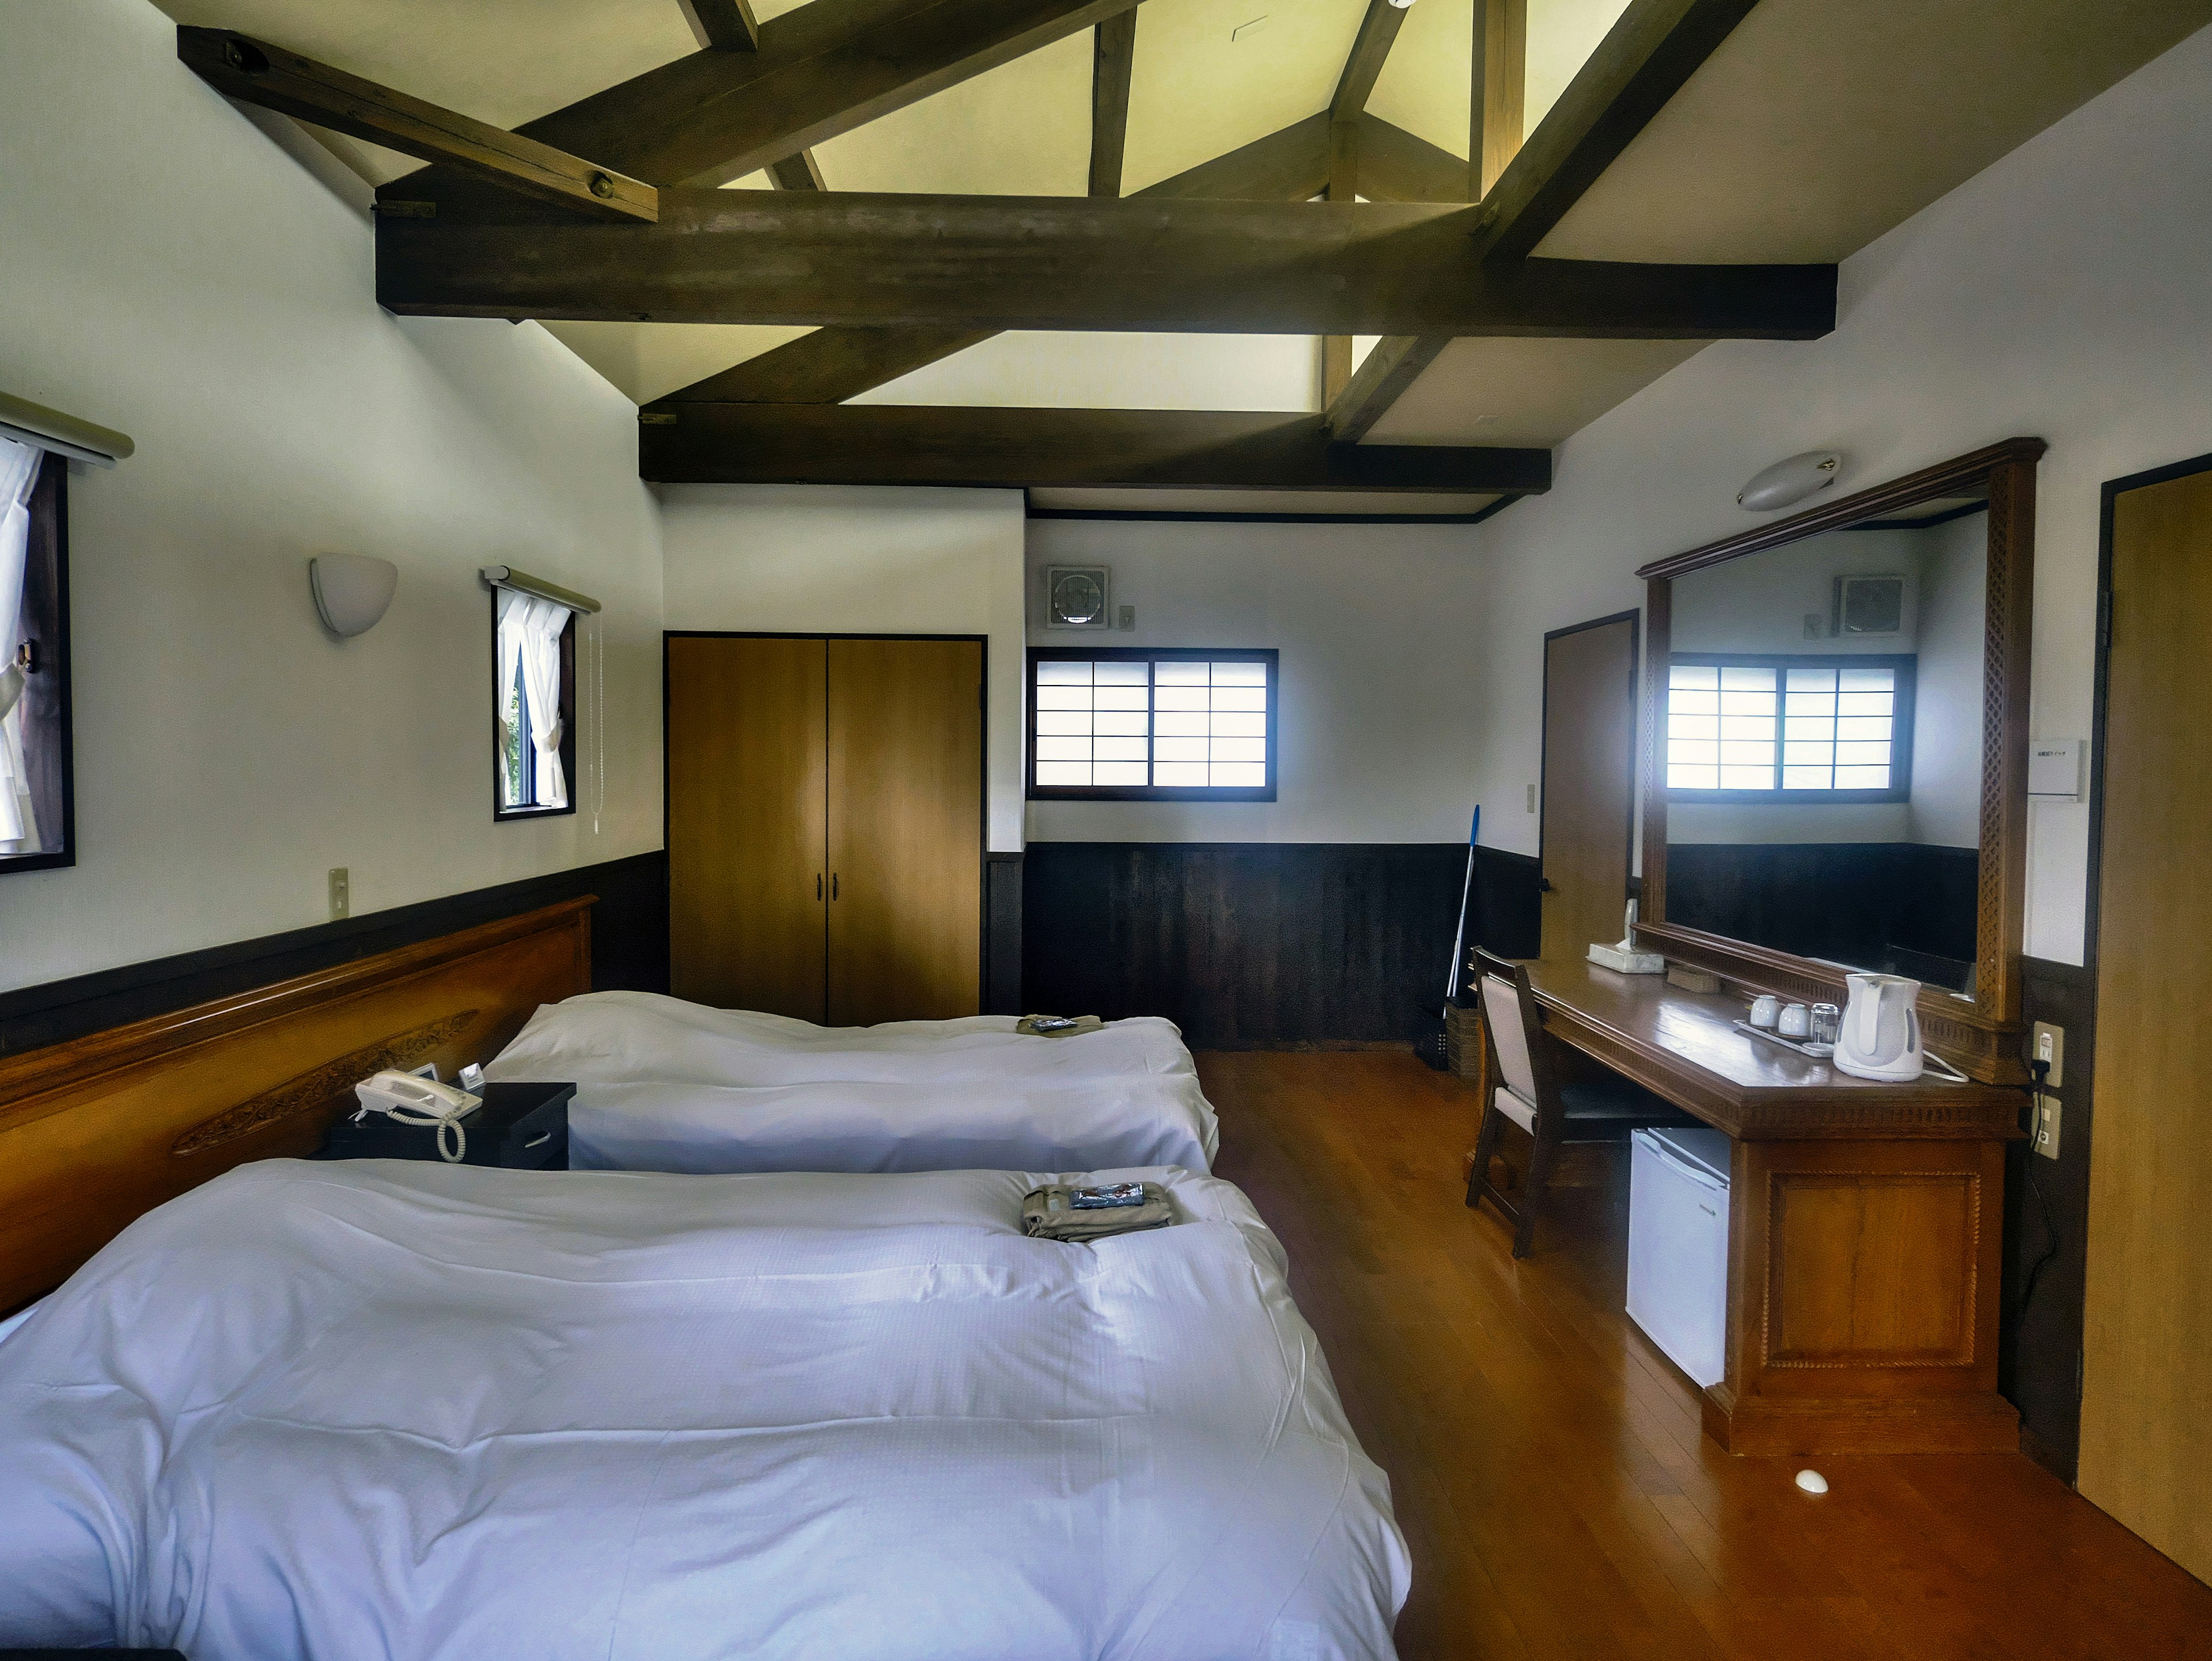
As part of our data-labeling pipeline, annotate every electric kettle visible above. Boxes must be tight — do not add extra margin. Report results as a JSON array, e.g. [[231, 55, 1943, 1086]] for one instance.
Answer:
[[1832, 973, 1925, 1081]]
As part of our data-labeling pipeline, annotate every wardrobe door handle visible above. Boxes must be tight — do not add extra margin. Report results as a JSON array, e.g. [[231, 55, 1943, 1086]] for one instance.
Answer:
[[816, 873, 823, 901], [831, 873, 840, 901]]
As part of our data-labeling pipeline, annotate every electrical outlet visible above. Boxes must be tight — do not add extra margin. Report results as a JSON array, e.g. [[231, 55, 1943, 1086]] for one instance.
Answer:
[[1117, 604, 1135, 630], [2034, 1094, 2063, 1160], [328, 867, 350, 920], [1803, 612, 1824, 639], [2032, 1020, 2065, 1089]]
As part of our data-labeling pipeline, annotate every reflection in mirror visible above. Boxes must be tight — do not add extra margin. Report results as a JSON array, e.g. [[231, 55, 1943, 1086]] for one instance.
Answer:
[[1662, 494, 1988, 993]]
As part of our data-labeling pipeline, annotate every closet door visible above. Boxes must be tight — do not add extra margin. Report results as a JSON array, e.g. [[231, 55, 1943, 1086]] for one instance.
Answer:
[[666, 635, 827, 1018], [826, 638, 983, 1025], [1540, 612, 1639, 962]]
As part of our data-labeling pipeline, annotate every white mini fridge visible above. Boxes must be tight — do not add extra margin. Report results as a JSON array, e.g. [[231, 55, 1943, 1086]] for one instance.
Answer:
[[1626, 1126, 1732, 1389]]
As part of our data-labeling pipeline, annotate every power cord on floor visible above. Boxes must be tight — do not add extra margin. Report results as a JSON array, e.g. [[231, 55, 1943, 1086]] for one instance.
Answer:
[[2016, 1057, 2062, 1319]]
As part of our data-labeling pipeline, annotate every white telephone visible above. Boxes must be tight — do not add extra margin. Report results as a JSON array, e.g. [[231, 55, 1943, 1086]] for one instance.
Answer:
[[354, 1070, 482, 1163]]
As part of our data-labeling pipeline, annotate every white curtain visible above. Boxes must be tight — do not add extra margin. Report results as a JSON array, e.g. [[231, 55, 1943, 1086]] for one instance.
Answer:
[[496, 588, 529, 808], [499, 589, 571, 809], [0, 436, 41, 856]]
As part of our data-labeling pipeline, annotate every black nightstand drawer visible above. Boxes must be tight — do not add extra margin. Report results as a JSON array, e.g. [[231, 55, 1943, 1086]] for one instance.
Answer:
[[318, 1081, 575, 1169]]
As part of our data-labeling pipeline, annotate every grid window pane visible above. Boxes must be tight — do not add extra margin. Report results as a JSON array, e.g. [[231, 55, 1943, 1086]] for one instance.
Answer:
[[1671, 665, 1719, 690], [1721, 666, 1777, 691], [1838, 667, 1895, 693], [1034, 654, 1271, 794], [1834, 765, 1892, 788], [1719, 766, 1773, 789], [1671, 655, 1905, 795], [1671, 765, 1720, 789]]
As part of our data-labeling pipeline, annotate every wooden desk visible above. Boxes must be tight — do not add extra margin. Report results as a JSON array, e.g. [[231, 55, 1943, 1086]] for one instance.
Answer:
[[1521, 957, 2025, 1456]]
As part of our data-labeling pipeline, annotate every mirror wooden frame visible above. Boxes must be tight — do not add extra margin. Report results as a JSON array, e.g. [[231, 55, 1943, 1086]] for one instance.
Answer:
[[1633, 437, 2045, 1085]]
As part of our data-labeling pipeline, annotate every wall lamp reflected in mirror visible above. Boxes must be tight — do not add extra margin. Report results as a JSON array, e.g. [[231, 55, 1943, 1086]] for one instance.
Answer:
[[309, 553, 399, 638]]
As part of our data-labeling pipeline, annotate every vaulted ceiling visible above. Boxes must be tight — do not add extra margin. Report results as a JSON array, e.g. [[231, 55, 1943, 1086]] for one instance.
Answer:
[[162, 0, 2212, 513]]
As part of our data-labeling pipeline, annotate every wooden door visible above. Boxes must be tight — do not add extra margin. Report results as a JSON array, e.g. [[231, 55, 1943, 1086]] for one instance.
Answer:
[[2081, 463, 2212, 1582], [1540, 613, 1639, 963], [666, 635, 827, 1017], [827, 638, 983, 1024]]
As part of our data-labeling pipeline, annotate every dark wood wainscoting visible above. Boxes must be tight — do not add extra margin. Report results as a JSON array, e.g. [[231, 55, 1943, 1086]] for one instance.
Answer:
[[1667, 842, 1980, 987], [1022, 842, 1467, 1047], [0, 850, 669, 1060], [984, 852, 1024, 1016], [2009, 955, 2096, 1482]]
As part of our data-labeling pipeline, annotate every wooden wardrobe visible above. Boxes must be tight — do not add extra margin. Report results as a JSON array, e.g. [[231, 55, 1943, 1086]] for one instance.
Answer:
[[665, 634, 984, 1025]]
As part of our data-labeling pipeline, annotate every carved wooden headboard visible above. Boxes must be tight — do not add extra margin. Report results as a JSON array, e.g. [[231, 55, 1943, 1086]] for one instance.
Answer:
[[0, 898, 593, 1313]]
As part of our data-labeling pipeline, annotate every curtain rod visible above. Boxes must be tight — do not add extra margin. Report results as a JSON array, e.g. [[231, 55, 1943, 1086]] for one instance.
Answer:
[[0, 390, 134, 468], [479, 565, 602, 615]]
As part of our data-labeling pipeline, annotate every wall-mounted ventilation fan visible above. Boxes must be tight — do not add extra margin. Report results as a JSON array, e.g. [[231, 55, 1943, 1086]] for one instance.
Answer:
[[1046, 566, 1110, 630], [1834, 574, 1907, 637]]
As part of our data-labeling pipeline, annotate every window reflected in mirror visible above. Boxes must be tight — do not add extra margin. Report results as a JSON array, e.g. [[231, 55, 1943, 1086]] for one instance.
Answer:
[[1663, 495, 1988, 993]]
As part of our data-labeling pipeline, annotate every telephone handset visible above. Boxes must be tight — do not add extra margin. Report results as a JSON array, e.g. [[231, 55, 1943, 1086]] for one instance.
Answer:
[[354, 1070, 482, 1163]]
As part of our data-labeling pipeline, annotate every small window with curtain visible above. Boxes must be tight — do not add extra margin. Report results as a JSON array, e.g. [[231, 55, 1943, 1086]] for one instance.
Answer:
[[1028, 647, 1277, 801], [489, 569, 596, 820], [1666, 653, 1916, 802]]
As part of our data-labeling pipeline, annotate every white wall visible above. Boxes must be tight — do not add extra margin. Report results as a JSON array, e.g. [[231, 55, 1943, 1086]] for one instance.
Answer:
[[1024, 518, 1486, 844], [658, 486, 1028, 852], [1464, 22, 2212, 964], [0, 0, 663, 994]]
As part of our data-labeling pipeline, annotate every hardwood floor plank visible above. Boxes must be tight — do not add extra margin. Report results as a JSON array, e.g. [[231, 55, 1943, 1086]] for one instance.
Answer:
[[1197, 1051, 2212, 1659]]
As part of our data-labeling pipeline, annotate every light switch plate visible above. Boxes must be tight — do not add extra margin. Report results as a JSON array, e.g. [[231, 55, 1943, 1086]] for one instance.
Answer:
[[328, 867, 350, 920], [2035, 1095, 2062, 1160], [2029, 739, 2085, 800]]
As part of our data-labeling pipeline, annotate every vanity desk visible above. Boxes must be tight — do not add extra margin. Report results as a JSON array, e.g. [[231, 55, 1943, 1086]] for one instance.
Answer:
[[1522, 955, 2022, 1456]]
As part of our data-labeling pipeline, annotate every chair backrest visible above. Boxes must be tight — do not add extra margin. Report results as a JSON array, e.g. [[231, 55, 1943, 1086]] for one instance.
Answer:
[[1474, 948, 1558, 1121]]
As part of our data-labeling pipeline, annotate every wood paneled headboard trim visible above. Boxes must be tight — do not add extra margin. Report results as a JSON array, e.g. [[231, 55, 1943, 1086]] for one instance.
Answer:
[[0, 898, 593, 1313]]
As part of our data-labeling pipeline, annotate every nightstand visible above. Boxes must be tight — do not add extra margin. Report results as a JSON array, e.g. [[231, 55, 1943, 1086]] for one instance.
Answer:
[[317, 1080, 574, 1170]]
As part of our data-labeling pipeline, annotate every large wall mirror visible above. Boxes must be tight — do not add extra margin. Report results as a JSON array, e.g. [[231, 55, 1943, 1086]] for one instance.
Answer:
[[1635, 440, 2042, 1084]]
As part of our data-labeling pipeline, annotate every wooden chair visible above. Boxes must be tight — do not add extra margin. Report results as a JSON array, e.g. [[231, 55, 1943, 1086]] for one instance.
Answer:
[[1464, 948, 1697, 1258]]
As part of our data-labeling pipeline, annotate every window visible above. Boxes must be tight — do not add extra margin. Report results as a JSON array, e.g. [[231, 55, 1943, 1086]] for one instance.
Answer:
[[1666, 654, 1915, 801], [493, 587, 578, 818], [1028, 648, 1277, 801], [0, 441, 74, 875]]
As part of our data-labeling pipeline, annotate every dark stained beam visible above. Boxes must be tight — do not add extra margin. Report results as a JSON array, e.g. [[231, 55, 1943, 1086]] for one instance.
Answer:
[[654, 114, 1348, 410], [1089, 10, 1138, 197], [767, 152, 826, 190], [1473, 0, 1760, 262], [177, 28, 657, 222], [378, 190, 1836, 338], [677, 0, 760, 52], [1470, 0, 1528, 199], [380, 0, 1140, 196], [1355, 112, 1470, 203], [664, 327, 999, 404], [1325, 335, 1448, 443], [638, 403, 1553, 493], [1332, 0, 1412, 122]]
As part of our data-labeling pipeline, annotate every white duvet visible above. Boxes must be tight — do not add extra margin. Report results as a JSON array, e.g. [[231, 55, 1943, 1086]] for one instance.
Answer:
[[0, 1159, 1408, 1660], [486, 993, 1217, 1174]]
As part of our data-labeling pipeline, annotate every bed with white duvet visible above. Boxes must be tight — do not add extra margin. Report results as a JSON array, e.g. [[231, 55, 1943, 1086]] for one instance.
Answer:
[[0, 1158, 1407, 1659], [484, 992, 1219, 1174]]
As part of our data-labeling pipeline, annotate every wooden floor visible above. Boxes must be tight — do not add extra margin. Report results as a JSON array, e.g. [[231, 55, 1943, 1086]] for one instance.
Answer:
[[1200, 1050, 2212, 1661]]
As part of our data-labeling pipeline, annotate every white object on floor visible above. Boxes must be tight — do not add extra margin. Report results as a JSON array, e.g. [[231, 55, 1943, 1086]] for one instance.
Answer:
[[0, 1160, 1407, 1658], [1627, 1126, 1732, 1388], [1796, 1469, 1830, 1494], [564, 1073, 1219, 1175]]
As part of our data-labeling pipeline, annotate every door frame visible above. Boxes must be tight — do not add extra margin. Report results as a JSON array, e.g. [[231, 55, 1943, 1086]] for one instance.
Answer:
[[661, 631, 991, 1010], [1538, 608, 1642, 954]]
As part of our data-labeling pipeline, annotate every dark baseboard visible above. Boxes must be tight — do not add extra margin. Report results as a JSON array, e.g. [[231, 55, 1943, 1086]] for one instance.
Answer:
[[2004, 954, 2095, 1485], [0, 850, 669, 1060], [1021, 841, 1468, 1048]]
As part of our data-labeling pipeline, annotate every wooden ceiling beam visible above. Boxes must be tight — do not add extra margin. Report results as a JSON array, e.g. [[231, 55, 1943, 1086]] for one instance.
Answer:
[[1470, 0, 1528, 200], [177, 28, 657, 222], [656, 115, 1337, 409], [1473, 0, 1760, 263], [638, 403, 1552, 493], [377, 0, 1139, 196], [677, 0, 760, 52], [1089, 11, 1138, 198], [1325, 335, 1449, 444], [378, 191, 1834, 338], [1331, 0, 1412, 122], [1355, 112, 1472, 203], [767, 152, 827, 190]]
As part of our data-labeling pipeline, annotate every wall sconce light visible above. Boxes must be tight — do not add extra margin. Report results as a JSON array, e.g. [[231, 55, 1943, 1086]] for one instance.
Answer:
[[1737, 451, 1842, 512], [309, 553, 398, 638]]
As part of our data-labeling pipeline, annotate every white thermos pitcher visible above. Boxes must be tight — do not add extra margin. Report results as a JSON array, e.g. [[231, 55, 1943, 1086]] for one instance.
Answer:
[[1832, 973, 1925, 1081]]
